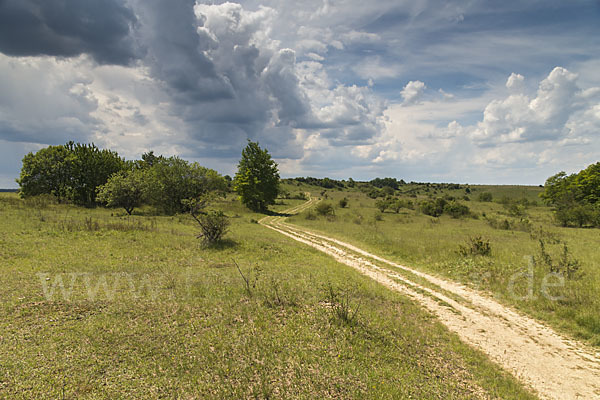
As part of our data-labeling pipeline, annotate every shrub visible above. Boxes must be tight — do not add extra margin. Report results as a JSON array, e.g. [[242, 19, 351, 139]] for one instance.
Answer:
[[375, 199, 388, 212], [420, 198, 446, 217], [315, 202, 335, 216], [478, 192, 493, 202], [554, 204, 599, 227], [459, 236, 491, 257], [195, 211, 230, 246], [443, 201, 470, 218], [338, 197, 348, 208]]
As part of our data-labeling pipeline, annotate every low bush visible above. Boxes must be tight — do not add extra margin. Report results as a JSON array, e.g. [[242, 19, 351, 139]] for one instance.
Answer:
[[315, 202, 335, 216], [195, 211, 230, 246], [478, 192, 493, 202], [459, 236, 491, 257], [338, 197, 348, 208]]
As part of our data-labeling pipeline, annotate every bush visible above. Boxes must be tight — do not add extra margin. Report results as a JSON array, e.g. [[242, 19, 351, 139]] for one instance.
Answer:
[[420, 198, 446, 217], [375, 199, 388, 212], [459, 236, 491, 257], [554, 204, 599, 227], [443, 201, 470, 218], [315, 202, 335, 216], [478, 192, 493, 202], [338, 197, 348, 208], [196, 211, 230, 246]]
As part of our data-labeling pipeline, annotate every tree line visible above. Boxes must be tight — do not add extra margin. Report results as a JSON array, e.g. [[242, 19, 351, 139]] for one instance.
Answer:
[[17, 141, 281, 217]]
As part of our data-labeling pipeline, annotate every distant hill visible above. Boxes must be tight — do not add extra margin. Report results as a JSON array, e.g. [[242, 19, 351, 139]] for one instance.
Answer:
[[0, 189, 18, 192]]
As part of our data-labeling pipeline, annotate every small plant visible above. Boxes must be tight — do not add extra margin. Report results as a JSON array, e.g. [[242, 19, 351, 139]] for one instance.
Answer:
[[338, 197, 348, 208], [536, 240, 582, 280], [324, 283, 361, 326], [233, 259, 261, 296], [459, 236, 491, 257]]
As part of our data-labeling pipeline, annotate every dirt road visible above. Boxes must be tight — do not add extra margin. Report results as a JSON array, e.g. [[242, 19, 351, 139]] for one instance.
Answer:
[[260, 196, 600, 400]]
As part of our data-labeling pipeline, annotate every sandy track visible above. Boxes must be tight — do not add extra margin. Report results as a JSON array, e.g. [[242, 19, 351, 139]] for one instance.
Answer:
[[260, 196, 600, 400]]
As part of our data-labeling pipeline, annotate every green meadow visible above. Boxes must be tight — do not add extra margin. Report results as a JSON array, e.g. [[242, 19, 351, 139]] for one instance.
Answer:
[[0, 192, 537, 399]]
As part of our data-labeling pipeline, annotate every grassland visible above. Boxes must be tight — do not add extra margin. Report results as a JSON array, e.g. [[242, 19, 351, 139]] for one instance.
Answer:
[[285, 182, 600, 347], [0, 192, 536, 399]]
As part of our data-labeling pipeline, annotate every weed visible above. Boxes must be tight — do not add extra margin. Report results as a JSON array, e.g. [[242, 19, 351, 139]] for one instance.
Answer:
[[324, 283, 361, 326], [459, 236, 491, 257], [535, 240, 582, 280], [233, 259, 261, 296]]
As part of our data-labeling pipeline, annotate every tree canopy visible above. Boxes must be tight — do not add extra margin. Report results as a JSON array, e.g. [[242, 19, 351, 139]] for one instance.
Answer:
[[17, 142, 124, 207], [233, 141, 280, 212], [541, 162, 600, 227]]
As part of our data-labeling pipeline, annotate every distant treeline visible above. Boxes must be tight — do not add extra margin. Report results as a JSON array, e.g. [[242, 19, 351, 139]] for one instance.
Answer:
[[0, 189, 18, 192], [284, 176, 465, 198]]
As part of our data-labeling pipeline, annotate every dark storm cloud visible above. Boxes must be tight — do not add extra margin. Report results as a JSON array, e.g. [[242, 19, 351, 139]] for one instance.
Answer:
[[132, 0, 233, 103], [128, 1, 314, 158], [0, 0, 139, 65]]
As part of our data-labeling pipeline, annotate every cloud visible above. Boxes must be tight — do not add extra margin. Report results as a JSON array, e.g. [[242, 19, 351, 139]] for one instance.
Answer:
[[401, 80, 426, 105], [0, 54, 100, 144], [353, 56, 401, 80], [471, 67, 599, 145], [0, 0, 139, 65], [506, 73, 525, 91]]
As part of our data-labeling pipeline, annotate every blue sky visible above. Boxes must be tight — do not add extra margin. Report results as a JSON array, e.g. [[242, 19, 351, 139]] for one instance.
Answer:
[[1, 0, 599, 187]]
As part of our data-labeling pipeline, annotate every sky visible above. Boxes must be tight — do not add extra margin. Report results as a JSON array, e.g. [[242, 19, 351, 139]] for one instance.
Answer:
[[0, 0, 599, 187]]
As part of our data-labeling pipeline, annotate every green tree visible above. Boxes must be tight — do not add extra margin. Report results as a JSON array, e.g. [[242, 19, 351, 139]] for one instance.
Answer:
[[96, 169, 146, 215], [233, 141, 280, 212], [17, 145, 75, 202], [145, 156, 226, 215], [17, 142, 124, 206], [67, 142, 125, 207]]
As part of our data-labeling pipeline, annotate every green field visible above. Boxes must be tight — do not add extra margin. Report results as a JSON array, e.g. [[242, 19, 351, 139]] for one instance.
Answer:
[[0, 192, 538, 398], [285, 182, 600, 347]]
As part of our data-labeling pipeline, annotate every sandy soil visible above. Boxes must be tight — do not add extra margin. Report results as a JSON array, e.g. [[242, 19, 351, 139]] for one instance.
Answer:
[[260, 196, 600, 400]]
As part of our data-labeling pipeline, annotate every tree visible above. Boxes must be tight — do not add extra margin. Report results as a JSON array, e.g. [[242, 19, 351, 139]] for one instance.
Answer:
[[67, 142, 125, 207], [17, 142, 124, 206], [17, 145, 75, 202], [96, 169, 146, 215], [145, 156, 226, 215], [233, 141, 280, 212]]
